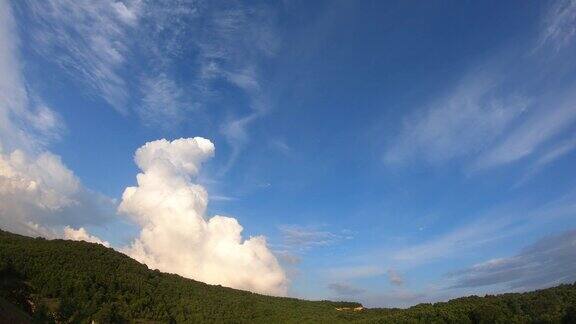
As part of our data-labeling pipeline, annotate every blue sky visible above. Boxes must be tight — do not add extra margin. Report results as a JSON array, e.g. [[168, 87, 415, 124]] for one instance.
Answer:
[[1, 0, 576, 307]]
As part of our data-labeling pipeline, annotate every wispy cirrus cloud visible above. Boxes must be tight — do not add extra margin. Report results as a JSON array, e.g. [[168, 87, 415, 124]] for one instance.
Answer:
[[537, 0, 576, 51], [279, 225, 353, 251], [383, 73, 528, 166], [326, 265, 386, 281], [514, 135, 576, 186], [197, 6, 281, 171], [139, 74, 187, 129], [19, 1, 281, 150], [391, 218, 507, 265], [22, 0, 141, 112], [474, 88, 576, 170], [0, 1, 64, 152], [390, 192, 576, 267], [448, 229, 576, 291], [0, 0, 114, 243], [384, 0, 576, 178]]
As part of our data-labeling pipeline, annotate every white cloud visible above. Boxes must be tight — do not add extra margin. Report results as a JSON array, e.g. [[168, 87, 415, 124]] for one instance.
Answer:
[[530, 136, 576, 168], [475, 90, 576, 169], [279, 225, 345, 250], [193, 5, 280, 170], [0, 1, 64, 152], [112, 1, 139, 26], [269, 139, 293, 156], [327, 265, 386, 281], [0, 146, 115, 237], [384, 1, 576, 174], [19, 1, 280, 159], [119, 138, 287, 296], [390, 193, 576, 267], [139, 74, 185, 128], [0, 149, 79, 210], [538, 0, 576, 51], [63, 226, 110, 247], [0, 1, 114, 240], [383, 73, 528, 166], [392, 217, 510, 265], [23, 0, 141, 111], [449, 229, 576, 290], [0, 2, 75, 234], [515, 136, 576, 186]]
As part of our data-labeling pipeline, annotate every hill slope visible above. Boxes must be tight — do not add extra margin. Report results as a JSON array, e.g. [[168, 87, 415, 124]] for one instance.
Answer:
[[0, 229, 575, 323]]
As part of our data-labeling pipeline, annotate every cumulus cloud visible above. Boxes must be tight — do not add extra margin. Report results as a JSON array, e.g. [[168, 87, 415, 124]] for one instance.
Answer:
[[64, 226, 110, 247], [0, 148, 78, 209], [449, 229, 576, 290], [0, 146, 115, 237], [0, 1, 114, 240], [119, 138, 287, 296], [0, 2, 73, 235]]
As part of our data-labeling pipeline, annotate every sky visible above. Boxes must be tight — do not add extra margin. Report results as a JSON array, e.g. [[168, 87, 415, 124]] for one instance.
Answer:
[[1, 0, 576, 308]]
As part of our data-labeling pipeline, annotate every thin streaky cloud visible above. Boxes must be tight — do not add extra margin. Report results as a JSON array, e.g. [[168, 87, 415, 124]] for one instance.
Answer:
[[390, 192, 576, 266], [383, 72, 528, 166], [448, 229, 576, 290], [280, 225, 339, 249], [23, 0, 140, 112], [474, 88, 576, 170], [326, 265, 386, 281], [514, 135, 576, 186], [537, 0, 576, 52], [385, 0, 576, 176]]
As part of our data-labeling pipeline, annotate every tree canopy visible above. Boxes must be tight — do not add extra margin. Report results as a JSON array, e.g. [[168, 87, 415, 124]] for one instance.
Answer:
[[1, 229, 575, 323]]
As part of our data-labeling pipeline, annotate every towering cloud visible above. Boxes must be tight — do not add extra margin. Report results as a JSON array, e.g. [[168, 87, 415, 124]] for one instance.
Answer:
[[119, 138, 287, 296]]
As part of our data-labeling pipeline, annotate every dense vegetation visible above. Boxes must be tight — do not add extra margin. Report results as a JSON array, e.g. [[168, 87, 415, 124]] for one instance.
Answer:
[[1, 229, 575, 323]]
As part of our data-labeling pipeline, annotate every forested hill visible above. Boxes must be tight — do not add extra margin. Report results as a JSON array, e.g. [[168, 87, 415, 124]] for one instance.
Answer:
[[1, 229, 575, 323]]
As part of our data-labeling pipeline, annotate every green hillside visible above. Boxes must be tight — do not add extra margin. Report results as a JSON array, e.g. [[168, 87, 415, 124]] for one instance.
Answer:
[[0, 229, 575, 323]]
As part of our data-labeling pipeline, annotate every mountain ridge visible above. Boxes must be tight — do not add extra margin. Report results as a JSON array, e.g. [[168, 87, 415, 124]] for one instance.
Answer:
[[1, 229, 575, 323]]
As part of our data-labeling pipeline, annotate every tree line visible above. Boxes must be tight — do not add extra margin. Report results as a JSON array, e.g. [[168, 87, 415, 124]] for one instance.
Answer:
[[1, 229, 575, 323]]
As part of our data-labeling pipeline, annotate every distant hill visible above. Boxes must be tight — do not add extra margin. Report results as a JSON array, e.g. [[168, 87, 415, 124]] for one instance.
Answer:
[[1, 229, 575, 323]]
